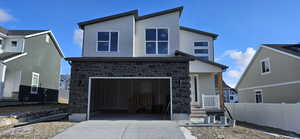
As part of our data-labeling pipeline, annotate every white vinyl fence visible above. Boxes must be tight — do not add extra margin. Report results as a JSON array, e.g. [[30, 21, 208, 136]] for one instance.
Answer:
[[225, 103, 300, 134]]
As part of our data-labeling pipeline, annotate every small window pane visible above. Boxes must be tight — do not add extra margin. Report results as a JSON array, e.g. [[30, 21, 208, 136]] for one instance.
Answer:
[[146, 42, 156, 54], [194, 42, 208, 47], [0, 39, 2, 45], [158, 29, 168, 41], [98, 32, 109, 41], [11, 41, 17, 47], [146, 29, 156, 41], [158, 42, 168, 54], [197, 56, 209, 61], [194, 49, 208, 54], [97, 42, 109, 51], [110, 32, 118, 52]]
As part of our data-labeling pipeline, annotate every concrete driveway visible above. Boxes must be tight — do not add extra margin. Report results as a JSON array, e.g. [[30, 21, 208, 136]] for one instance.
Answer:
[[53, 120, 186, 139]]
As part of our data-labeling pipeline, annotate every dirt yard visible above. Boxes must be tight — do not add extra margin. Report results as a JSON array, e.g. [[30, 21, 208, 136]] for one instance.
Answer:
[[0, 121, 76, 139], [188, 123, 299, 139]]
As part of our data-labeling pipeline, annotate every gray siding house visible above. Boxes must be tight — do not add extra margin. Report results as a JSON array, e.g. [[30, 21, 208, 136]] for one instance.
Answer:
[[66, 7, 228, 121], [237, 44, 300, 103], [0, 26, 64, 103]]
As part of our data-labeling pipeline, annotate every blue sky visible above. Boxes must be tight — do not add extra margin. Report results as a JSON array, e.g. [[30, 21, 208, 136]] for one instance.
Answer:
[[0, 0, 300, 87]]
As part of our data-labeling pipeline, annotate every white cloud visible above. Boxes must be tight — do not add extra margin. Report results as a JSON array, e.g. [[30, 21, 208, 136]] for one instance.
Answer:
[[223, 47, 256, 87], [0, 9, 13, 22], [73, 29, 83, 47]]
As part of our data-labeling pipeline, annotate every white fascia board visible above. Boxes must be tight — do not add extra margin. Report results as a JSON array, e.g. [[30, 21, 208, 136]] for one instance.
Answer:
[[261, 45, 300, 60], [3, 52, 28, 63]]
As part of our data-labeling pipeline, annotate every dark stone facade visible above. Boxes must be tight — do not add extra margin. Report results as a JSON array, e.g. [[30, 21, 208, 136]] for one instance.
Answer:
[[69, 60, 191, 114]]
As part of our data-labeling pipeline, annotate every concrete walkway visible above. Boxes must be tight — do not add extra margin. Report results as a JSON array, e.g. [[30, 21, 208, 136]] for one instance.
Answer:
[[53, 120, 186, 139]]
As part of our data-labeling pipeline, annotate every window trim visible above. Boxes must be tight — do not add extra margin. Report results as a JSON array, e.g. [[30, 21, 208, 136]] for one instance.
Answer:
[[194, 41, 209, 47], [31, 72, 40, 94], [260, 58, 271, 75], [96, 31, 119, 53], [193, 40, 209, 60], [144, 27, 169, 55], [254, 89, 263, 103]]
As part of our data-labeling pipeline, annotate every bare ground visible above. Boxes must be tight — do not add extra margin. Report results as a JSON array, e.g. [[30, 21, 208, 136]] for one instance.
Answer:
[[188, 125, 295, 139], [0, 121, 76, 139]]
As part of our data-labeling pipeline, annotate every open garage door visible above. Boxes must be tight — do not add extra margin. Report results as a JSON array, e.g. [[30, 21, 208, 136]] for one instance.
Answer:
[[88, 77, 171, 120]]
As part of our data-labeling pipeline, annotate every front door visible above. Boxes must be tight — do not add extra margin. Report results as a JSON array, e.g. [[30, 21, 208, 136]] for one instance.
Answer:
[[190, 75, 200, 105]]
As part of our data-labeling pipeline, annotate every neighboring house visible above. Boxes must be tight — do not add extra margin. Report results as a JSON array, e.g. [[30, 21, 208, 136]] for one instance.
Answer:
[[66, 7, 228, 121], [0, 26, 64, 103], [223, 82, 238, 103], [236, 44, 300, 103], [59, 74, 70, 104]]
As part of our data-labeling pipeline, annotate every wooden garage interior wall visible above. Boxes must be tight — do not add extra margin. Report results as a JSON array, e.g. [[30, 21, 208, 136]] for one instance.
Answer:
[[90, 79, 170, 114]]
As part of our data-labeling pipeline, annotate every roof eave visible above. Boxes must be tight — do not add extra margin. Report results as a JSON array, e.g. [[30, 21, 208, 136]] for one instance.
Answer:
[[78, 10, 138, 29]]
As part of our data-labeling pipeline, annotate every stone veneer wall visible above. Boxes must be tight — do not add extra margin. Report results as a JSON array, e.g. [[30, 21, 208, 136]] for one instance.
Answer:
[[69, 60, 191, 115]]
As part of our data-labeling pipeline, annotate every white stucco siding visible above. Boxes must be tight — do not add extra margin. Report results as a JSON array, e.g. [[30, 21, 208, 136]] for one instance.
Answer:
[[2, 37, 25, 53], [134, 12, 180, 57], [83, 15, 135, 57], [179, 29, 214, 60], [190, 61, 223, 73]]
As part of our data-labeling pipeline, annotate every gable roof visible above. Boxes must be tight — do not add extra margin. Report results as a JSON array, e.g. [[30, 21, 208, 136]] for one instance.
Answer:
[[136, 6, 183, 21], [175, 50, 228, 69], [78, 6, 183, 29], [180, 26, 218, 39], [0, 26, 47, 36], [78, 10, 138, 29], [262, 44, 300, 58], [0, 52, 23, 61]]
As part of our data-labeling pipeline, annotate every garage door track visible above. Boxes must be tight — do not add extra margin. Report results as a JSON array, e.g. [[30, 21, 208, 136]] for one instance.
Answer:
[[53, 120, 186, 139]]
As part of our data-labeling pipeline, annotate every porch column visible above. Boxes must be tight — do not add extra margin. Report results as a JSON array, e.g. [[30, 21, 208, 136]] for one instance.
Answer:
[[217, 72, 224, 109]]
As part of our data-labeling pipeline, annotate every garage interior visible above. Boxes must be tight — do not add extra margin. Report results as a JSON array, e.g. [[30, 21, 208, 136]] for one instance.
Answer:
[[89, 78, 171, 120]]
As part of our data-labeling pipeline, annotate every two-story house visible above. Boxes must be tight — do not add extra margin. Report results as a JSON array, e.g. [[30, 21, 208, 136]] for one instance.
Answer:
[[0, 26, 64, 103], [237, 44, 300, 103], [66, 7, 228, 121]]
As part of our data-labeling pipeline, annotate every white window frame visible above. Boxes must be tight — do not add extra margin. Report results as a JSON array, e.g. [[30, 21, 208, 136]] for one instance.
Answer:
[[145, 28, 169, 55], [193, 40, 209, 59], [260, 58, 271, 75], [31, 72, 40, 94], [254, 89, 263, 103], [96, 31, 119, 52]]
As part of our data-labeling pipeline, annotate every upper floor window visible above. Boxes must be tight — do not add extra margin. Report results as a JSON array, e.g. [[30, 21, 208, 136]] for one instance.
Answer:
[[11, 41, 17, 47], [145, 28, 168, 54], [194, 41, 208, 47], [194, 49, 208, 54], [97, 32, 118, 52], [197, 56, 209, 61], [0, 39, 2, 46], [260, 58, 271, 75]]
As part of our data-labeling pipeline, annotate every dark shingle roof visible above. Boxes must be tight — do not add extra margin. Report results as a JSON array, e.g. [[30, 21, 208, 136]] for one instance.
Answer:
[[175, 50, 228, 69], [180, 26, 218, 39], [0, 26, 48, 36], [78, 7, 183, 29], [78, 10, 138, 29], [0, 52, 23, 61], [136, 6, 183, 21], [262, 44, 300, 57], [65, 56, 191, 62]]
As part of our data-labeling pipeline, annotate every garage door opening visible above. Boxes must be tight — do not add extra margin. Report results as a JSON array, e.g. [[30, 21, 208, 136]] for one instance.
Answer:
[[88, 78, 171, 120]]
